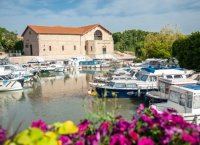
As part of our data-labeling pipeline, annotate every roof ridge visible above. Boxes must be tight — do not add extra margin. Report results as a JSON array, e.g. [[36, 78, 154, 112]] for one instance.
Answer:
[[22, 24, 112, 36]]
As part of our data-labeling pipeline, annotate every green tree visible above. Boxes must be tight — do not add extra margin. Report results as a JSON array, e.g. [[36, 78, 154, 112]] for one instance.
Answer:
[[172, 32, 200, 71], [0, 27, 23, 52], [112, 29, 149, 56], [142, 25, 184, 59]]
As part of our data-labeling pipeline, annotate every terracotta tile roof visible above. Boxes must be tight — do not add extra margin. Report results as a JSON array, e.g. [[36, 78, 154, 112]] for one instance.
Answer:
[[22, 24, 112, 36]]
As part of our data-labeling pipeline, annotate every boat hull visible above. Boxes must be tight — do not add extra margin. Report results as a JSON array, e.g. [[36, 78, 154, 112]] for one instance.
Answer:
[[54, 67, 65, 72], [0, 81, 23, 92], [95, 87, 156, 98]]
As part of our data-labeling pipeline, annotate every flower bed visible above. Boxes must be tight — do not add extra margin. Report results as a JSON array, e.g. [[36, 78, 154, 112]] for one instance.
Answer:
[[1, 104, 200, 145]]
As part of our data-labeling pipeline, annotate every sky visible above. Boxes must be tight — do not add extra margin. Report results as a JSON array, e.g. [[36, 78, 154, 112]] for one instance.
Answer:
[[0, 0, 200, 35]]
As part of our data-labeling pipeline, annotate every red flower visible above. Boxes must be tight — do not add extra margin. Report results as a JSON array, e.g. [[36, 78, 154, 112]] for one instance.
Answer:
[[128, 131, 139, 141]]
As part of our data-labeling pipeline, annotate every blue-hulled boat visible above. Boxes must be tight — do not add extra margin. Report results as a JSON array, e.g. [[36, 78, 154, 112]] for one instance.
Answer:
[[79, 60, 101, 68], [95, 80, 139, 98], [95, 79, 158, 98]]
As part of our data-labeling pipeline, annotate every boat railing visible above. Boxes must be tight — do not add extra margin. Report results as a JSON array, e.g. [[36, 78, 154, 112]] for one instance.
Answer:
[[181, 113, 200, 125]]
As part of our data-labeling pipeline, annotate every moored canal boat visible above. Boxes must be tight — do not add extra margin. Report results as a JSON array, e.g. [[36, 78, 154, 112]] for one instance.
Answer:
[[144, 78, 197, 106], [150, 82, 200, 124]]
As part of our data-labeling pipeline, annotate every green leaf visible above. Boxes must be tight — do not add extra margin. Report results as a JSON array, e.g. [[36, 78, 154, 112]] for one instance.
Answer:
[[29, 128, 44, 142]]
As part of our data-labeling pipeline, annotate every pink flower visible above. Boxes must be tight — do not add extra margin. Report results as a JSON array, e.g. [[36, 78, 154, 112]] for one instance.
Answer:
[[31, 119, 48, 132], [114, 120, 130, 133], [75, 141, 84, 145], [138, 137, 155, 145], [87, 131, 100, 145], [0, 128, 7, 144], [182, 133, 197, 145], [141, 114, 153, 125], [136, 104, 145, 114], [161, 112, 172, 121], [59, 135, 72, 145], [110, 134, 131, 145], [160, 135, 172, 145], [150, 107, 158, 116], [99, 121, 112, 135], [78, 119, 90, 135], [128, 130, 139, 141]]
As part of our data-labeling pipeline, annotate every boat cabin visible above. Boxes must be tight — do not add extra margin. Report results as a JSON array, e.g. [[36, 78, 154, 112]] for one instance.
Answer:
[[152, 82, 200, 114], [107, 80, 137, 89]]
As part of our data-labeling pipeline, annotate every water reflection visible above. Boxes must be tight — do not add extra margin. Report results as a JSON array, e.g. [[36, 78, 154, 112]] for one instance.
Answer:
[[0, 70, 141, 134]]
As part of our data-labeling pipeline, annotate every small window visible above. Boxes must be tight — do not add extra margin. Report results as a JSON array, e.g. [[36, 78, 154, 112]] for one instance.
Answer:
[[126, 84, 137, 88], [43, 49, 45, 51], [140, 75, 148, 81], [149, 76, 157, 82], [62, 46, 64, 51], [49, 46, 51, 51], [91, 46, 93, 51], [74, 45, 76, 50], [85, 45, 87, 51], [174, 75, 183, 78], [29, 31, 31, 35], [115, 83, 126, 88], [25, 44, 29, 48], [103, 48, 106, 54], [166, 75, 173, 79]]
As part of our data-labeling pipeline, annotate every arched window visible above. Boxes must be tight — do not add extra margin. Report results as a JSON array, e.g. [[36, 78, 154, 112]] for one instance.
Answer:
[[94, 30, 102, 40]]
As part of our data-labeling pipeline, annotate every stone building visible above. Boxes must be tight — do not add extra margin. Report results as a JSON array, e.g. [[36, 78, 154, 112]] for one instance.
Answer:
[[22, 24, 114, 59]]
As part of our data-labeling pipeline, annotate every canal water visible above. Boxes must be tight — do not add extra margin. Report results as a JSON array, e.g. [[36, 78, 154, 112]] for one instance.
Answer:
[[0, 70, 142, 134]]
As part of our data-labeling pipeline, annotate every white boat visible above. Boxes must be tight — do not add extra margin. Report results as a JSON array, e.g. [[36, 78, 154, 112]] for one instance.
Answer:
[[69, 56, 85, 69], [38, 62, 55, 72], [151, 81, 200, 124], [50, 60, 65, 72], [145, 78, 197, 106], [0, 79, 23, 91]]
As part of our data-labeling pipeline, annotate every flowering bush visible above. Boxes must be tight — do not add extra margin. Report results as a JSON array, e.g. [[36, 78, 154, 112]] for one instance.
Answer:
[[2, 104, 200, 145]]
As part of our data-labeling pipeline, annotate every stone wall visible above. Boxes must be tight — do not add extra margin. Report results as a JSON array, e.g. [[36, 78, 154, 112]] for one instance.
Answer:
[[8, 55, 74, 64]]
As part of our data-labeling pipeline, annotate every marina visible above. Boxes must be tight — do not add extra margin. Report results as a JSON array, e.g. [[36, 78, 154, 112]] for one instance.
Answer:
[[1, 1, 200, 143], [0, 70, 142, 133]]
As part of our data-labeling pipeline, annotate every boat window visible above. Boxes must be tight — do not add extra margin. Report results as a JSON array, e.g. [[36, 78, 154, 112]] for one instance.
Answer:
[[126, 83, 137, 88], [187, 95, 193, 108], [107, 77, 112, 81], [193, 95, 200, 109], [149, 76, 157, 82], [135, 72, 140, 79], [159, 82, 165, 93], [166, 75, 173, 79], [179, 94, 186, 106], [115, 83, 126, 88], [174, 75, 183, 78], [108, 82, 115, 87], [170, 90, 181, 103], [4, 66, 12, 70], [126, 77, 132, 80], [140, 75, 148, 81]]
